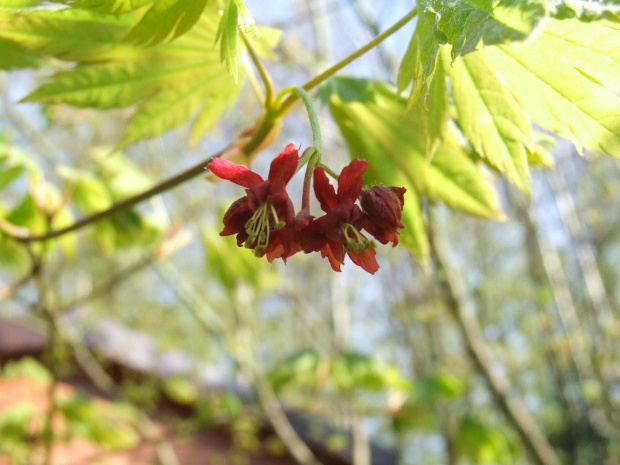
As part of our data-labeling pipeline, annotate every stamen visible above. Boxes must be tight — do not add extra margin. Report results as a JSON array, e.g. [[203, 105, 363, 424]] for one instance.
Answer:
[[270, 204, 285, 229], [342, 223, 375, 252], [243, 202, 286, 254]]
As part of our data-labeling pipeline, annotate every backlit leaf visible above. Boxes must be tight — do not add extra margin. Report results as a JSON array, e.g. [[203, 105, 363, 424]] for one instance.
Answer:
[[123, 0, 208, 45], [400, 0, 545, 104], [435, 0, 540, 58], [324, 77, 503, 258], [117, 76, 228, 148], [53, 0, 154, 13], [479, 22, 620, 157], [0, 37, 43, 69], [16, 4, 240, 147], [419, 54, 449, 158], [445, 47, 531, 194], [552, 0, 620, 22], [0, 8, 136, 62], [397, 9, 444, 106], [541, 18, 620, 93], [216, 0, 240, 79]]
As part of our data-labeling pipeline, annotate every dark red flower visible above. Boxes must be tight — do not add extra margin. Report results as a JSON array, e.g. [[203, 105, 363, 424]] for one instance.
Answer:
[[360, 186, 406, 246], [209, 143, 299, 256], [307, 159, 379, 274]]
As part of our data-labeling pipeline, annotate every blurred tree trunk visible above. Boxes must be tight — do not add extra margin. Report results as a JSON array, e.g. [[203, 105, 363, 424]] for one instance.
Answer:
[[428, 210, 561, 465]]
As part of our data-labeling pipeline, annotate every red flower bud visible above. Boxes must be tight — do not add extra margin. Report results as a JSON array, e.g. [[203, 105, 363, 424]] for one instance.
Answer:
[[360, 186, 406, 246]]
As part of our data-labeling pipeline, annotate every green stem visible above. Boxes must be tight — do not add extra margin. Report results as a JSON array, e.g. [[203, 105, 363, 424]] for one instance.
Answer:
[[240, 28, 275, 107], [301, 151, 318, 213], [275, 86, 322, 154], [319, 163, 339, 180], [276, 7, 418, 116], [275, 86, 323, 212]]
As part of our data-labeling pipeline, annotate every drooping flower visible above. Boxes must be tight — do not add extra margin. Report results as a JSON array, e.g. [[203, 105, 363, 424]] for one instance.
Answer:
[[360, 185, 406, 246], [305, 159, 379, 274], [209, 143, 299, 256]]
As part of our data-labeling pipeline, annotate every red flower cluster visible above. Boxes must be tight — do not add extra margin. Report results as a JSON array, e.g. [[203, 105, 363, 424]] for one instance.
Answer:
[[209, 143, 405, 274]]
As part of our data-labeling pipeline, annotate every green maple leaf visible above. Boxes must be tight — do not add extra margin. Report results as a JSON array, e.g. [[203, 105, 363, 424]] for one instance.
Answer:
[[215, 0, 253, 80], [398, 5, 620, 187], [399, 0, 620, 106], [479, 19, 620, 157], [321, 78, 504, 259], [399, 0, 545, 105], [123, 0, 208, 45], [58, 0, 155, 14], [444, 46, 532, 194], [0, 37, 43, 69], [5, 4, 240, 148], [0, 8, 137, 62], [552, 0, 620, 21]]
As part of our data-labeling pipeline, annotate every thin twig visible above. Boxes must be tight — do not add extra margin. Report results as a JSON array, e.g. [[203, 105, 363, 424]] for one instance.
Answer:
[[4, 150, 223, 243], [275, 7, 418, 116], [347, 0, 400, 77]]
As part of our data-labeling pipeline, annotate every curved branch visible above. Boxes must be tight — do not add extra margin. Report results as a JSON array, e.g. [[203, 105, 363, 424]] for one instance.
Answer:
[[4, 149, 224, 243], [275, 7, 418, 116]]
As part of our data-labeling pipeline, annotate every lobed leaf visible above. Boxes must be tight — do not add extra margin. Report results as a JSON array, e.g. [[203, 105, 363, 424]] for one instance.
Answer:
[[480, 27, 620, 157], [435, 0, 542, 58], [397, 9, 444, 106], [216, 0, 240, 79], [551, 0, 620, 22], [325, 78, 505, 259], [419, 55, 449, 159], [59, 0, 155, 14], [23, 59, 214, 108], [445, 47, 531, 194], [400, 0, 546, 104], [0, 37, 43, 69], [117, 75, 229, 148], [541, 18, 620, 93], [0, 8, 135, 62], [17, 4, 240, 147], [123, 0, 208, 45]]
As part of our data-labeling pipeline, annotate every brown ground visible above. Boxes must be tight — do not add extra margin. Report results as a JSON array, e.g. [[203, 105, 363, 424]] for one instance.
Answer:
[[0, 377, 296, 465]]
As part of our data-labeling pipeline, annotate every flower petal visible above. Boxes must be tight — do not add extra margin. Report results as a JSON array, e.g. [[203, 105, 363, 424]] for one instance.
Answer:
[[209, 157, 263, 188], [313, 167, 337, 212], [321, 242, 344, 272], [337, 159, 367, 203], [268, 143, 299, 185], [348, 247, 379, 274], [220, 197, 252, 236]]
